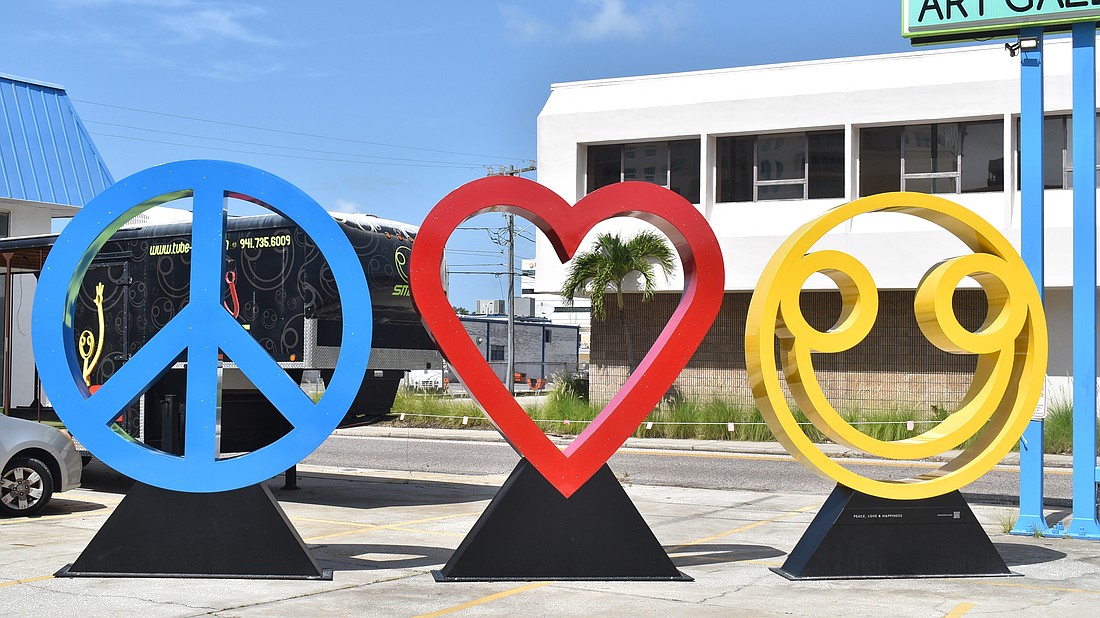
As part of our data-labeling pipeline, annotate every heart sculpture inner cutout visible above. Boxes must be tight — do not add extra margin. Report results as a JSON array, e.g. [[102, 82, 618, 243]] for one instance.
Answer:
[[411, 176, 724, 497]]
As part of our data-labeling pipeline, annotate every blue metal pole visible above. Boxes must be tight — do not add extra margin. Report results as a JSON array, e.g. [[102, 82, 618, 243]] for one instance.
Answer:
[[1013, 26, 1049, 537], [1067, 22, 1100, 540]]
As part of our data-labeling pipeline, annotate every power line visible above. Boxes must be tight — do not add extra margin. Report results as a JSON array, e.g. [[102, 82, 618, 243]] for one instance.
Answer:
[[88, 132, 482, 169], [446, 249, 506, 256], [85, 120, 496, 167], [74, 98, 529, 162]]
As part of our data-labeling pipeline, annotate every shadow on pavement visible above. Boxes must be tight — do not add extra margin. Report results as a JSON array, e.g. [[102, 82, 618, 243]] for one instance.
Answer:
[[76, 460, 135, 495], [994, 542, 1068, 567], [315, 543, 452, 571], [315, 542, 790, 573], [79, 460, 497, 510], [37, 498, 110, 516], [268, 471, 498, 510], [666, 543, 786, 568], [1046, 510, 1071, 526]]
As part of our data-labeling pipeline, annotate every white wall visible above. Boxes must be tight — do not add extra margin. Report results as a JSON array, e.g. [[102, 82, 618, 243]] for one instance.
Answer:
[[535, 39, 1100, 405], [535, 38, 1092, 296]]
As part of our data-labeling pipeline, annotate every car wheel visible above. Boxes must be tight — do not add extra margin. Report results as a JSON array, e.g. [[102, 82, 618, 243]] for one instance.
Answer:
[[0, 457, 54, 517]]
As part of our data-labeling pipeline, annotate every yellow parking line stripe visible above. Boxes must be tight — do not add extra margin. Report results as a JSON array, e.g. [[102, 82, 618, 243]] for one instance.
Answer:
[[415, 582, 552, 617], [303, 524, 382, 542], [665, 503, 818, 554], [301, 512, 477, 542], [977, 580, 1100, 595], [945, 602, 974, 617], [747, 559, 784, 567], [0, 506, 118, 525], [293, 516, 379, 528], [0, 574, 54, 588], [382, 526, 465, 538], [298, 512, 476, 529]]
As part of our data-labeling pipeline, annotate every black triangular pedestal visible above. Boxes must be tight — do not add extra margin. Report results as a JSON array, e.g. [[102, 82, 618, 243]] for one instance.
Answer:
[[775, 484, 1014, 580], [434, 459, 690, 581], [56, 482, 330, 580]]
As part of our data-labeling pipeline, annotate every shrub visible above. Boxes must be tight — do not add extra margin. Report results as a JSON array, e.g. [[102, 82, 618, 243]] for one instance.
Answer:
[[386, 387, 1092, 455]]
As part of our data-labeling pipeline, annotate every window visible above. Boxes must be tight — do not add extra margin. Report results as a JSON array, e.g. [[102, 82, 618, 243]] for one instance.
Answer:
[[859, 121, 1004, 197], [1015, 114, 1100, 189], [489, 345, 505, 362], [0, 212, 9, 237], [586, 139, 700, 203], [544, 330, 552, 343], [554, 306, 589, 313], [717, 130, 844, 202]]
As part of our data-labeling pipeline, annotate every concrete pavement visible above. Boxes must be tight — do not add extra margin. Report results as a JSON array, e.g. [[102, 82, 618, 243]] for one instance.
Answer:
[[1, 434, 1097, 617]]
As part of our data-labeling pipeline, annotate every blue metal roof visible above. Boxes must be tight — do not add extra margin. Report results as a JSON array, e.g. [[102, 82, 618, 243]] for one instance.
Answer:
[[0, 73, 113, 207]]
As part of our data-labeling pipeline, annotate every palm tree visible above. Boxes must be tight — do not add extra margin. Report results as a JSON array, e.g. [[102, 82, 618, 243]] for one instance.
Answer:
[[560, 230, 676, 370]]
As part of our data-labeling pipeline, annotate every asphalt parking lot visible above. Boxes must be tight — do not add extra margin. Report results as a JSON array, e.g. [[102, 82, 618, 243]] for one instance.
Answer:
[[2, 458, 1099, 617]]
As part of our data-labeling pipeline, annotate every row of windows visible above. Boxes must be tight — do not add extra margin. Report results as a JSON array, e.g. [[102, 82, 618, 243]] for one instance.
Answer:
[[1030, 115, 1100, 190], [487, 332, 553, 362], [585, 115, 1100, 203], [718, 131, 844, 202], [860, 121, 1006, 196], [588, 140, 701, 203]]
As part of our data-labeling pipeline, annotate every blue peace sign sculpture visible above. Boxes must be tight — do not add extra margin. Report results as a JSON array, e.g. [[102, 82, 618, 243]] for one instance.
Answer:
[[32, 160, 371, 493]]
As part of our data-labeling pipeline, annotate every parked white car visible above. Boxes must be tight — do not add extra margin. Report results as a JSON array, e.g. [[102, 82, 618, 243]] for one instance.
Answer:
[[0, 415, 82, 516]]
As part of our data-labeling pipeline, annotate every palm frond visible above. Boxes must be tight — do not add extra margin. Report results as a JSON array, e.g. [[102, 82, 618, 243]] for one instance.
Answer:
[[559, 228, 676, 320]]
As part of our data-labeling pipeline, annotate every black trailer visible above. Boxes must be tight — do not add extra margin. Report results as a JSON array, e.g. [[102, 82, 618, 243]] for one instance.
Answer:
[[1, 212, 442, 454]]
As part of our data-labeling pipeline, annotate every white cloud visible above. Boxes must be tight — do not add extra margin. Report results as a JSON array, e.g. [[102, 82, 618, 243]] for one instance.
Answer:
[[501, 0, 690, 44], [158, 6, 276, 46], [52, 0, 199, 7], [571, 0, 687, 42], [499, 4, 550, 43]]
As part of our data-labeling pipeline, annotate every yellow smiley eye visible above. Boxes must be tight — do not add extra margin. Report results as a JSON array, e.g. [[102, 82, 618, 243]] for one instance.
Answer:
[[746, 191, 1048, 500]]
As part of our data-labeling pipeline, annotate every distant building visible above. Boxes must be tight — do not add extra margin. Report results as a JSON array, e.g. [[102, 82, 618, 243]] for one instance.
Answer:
[[513, 296, 535, 317], [458, 315, 580, 384], [475, 297, 534, 317], [475, 299, 505, 315], [521, 258, 591, 362]]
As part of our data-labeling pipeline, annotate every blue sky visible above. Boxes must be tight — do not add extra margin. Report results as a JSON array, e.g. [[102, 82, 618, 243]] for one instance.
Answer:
[[2, 1, 918, 309]]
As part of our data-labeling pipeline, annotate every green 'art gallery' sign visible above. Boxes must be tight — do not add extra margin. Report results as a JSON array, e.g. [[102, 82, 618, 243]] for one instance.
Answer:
[[904, 1, 1100, 40]]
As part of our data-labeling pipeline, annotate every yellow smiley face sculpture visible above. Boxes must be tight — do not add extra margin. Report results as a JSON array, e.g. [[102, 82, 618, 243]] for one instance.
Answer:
[[746, 192, 1047, 500]]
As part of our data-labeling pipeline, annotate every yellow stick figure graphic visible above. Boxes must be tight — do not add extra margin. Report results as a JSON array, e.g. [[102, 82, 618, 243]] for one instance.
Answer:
[[78, 282, 105, 387]]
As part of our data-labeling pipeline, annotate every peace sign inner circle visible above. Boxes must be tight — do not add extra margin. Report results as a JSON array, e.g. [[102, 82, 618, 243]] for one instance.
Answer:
[[32, 160, 372, 493]]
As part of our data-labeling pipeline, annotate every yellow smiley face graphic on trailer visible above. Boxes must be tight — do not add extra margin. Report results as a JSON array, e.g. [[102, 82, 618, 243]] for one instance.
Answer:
[[745, 192, 1047, 500]]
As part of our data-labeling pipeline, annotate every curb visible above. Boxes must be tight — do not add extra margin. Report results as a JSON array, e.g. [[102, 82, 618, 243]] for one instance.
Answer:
[[332, 425, 1074, 469]]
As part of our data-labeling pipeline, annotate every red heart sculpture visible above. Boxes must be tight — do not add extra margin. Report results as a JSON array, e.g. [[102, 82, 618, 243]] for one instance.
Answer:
[[411, 176, 724, 497]]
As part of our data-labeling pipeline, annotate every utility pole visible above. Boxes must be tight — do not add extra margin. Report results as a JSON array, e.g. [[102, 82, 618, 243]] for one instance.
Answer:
[[486, 162, 536, 394]]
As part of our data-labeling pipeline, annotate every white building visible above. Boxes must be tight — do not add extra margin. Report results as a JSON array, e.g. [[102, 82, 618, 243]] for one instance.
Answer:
[[475, 299, 506, 315], [535, 39, 1092, 408]]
